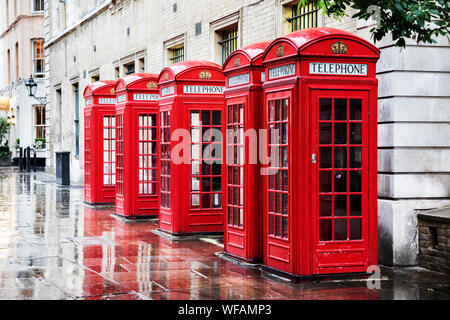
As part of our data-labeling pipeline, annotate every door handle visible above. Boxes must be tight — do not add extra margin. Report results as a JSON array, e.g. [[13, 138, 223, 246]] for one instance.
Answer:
[[312, 153, 317, 164]]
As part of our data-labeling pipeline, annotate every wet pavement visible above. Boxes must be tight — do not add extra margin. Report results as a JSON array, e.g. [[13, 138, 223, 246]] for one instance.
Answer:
[[1, 167, 450, 300]]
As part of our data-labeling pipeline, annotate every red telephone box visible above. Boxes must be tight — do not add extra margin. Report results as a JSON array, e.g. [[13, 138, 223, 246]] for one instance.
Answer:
[[222, 42, 270, 262], [114, 73, 160, 218], [157, 61, 226, 236], [83, 81, 117, 205], [262, 28, 379, 277]]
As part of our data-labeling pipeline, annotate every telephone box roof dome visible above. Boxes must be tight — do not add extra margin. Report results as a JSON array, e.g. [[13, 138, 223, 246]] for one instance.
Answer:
[[115, 73, 159, 91], [83, 80, 117, 97], [159, 60, 223, 82], [263, 27, 380, 59], [223, 42, 271, 69]]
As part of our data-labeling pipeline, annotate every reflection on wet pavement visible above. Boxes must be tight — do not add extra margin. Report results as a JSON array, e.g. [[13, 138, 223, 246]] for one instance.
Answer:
[[1, 167, 450, 300]]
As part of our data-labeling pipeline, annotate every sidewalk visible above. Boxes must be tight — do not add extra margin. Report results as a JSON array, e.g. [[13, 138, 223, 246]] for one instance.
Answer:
[[0, 167, 450, 300]]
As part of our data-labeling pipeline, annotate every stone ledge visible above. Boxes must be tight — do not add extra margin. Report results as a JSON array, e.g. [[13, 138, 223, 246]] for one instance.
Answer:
[[417, 206, 450, 223]]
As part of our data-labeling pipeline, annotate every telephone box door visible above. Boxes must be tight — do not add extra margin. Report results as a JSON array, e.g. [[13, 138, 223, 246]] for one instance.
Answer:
[[264, 89, 293, 273], [312, 90, 370, 275]]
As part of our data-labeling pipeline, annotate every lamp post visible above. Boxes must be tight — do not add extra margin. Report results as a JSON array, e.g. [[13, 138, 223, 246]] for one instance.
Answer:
[[25, 76, 47, 105]]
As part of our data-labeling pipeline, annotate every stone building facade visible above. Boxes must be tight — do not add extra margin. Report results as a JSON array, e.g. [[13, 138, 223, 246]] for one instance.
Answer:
[[0, 0, 46, 159], [43, 0, 450, 266]]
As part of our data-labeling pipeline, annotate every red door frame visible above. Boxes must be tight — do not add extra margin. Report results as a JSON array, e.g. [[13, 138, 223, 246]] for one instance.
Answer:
[[114, 74, 160, 219], [222, 42, 269, 263], [261, 28, 379, 278], [83, 81, 117, 205], [157, 61, 226, 236]]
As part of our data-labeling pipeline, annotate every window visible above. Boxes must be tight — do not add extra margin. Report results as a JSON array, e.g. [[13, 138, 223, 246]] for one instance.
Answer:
[[139, 57, 146, 72], [114, 66, 120, 80], [190, 110, 222, 210], [91, 75, 100, 83], [32, 40, 45, 78], [73, 83, 80, 158], [103, 116, 116, 186], [124, 62, 135, 75], [287, 1, 318, 32], [169, 46, 184, 64], [33, 0, 44, 12], [7, 50, 11, 84], [34, 105, 46, 139], [160, 111, 171, 209], [268, 99, 289, 240], [218, 27, 238, 64], [227, 104, 244, 228], [15, 43, 19, 81], [318, 98, 363, 242], [138, 114, 157, 195]]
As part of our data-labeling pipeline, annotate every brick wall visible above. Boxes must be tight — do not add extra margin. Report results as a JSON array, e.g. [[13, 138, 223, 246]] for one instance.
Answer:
[[418, 208, 450, 274]]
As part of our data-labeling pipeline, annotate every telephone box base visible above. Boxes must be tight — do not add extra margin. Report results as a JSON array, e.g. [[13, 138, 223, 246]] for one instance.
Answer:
[[83, 201, 115, 208], [260, 265, 373, 283], [112, 212, 158, 220], [215, 251, 261, 268], [152, 228, 223, 242]]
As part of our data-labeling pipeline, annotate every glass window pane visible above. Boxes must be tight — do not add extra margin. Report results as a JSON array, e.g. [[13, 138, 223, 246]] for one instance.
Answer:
[[319, 220, 332, 241], [282, 217, 289, 239], [334, 171, 347, 193], [319, 171, 332, 193], [349, 99, 362, 120], [349, 219, 362, 240], [201, 110, 210, 125], [319, 147, 332, 168], [350, 123, 362, 144], [201, 194, 211, 208], [334, 219, 347, 240], [349, 171, 362, 192], [212, 111, 221, 125], [334, 99, 347, 120], [319, 195, 332, 217], [319, 99, 332, 120], [334, 147, 347, 169], [350, 147, 362, 168], [334, 195, 347, 216], [349, 195, 362, 216], [269, 215, 275, 236], [319, 123, 332, 145], [334, 123, 347, 145]]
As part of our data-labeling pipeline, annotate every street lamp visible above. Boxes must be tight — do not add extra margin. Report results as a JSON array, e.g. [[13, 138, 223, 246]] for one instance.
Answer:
[[25, 75, 46, 104], [25, 76, 38, 97]]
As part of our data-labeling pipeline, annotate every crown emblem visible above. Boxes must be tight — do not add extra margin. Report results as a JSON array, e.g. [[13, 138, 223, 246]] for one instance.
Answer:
[[199, 70, 212, 80], [119, 83, 123, 90], [331, 41, 348, 54], [164, 73, 169, 81], [110, 88, 115, 94], [234, 57, 240, 68], [147, 81, 157, 89], [276, 45, 284, 57]]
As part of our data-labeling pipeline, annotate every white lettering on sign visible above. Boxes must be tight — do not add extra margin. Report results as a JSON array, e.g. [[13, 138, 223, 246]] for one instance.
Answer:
[[309, 62, 368, 76], [161, 86, 175, 96], [183, 85, 225, 94], [261, 72, 265, 83], [85, 99, 93, 106], [228, 73, 250, 87], [134, 93, 159, 101], [117, 94, 127, 103], [268, 63, 296, 80], [99, 98, 116, 104]]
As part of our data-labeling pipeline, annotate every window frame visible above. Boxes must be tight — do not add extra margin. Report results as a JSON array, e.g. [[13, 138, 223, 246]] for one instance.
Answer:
[[32, 39, 45, 78], [32, 0, 44, 13], [34, 104, 46, 140]]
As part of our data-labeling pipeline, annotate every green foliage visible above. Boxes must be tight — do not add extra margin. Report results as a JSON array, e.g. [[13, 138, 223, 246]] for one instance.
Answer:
[[0, 146, 11, 160], [34, 138, 46, 149], [299, 0, 450, 47], [0, 117, 10, 146], [13, 138, 20, 150]]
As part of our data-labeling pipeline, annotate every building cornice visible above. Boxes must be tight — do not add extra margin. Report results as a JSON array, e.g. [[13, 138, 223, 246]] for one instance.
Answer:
[[1, 14, 44, 39], [44, 0, 113, 49]]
